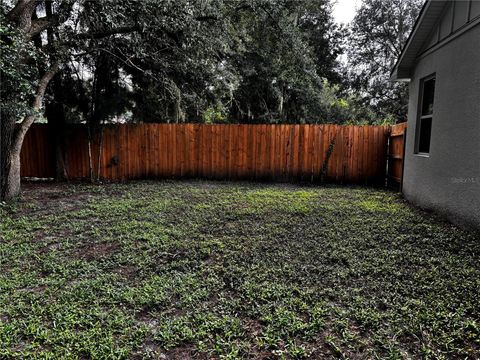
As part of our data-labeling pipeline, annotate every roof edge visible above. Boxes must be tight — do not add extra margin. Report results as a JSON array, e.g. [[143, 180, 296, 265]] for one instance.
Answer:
[[390, 0, 431, 81]]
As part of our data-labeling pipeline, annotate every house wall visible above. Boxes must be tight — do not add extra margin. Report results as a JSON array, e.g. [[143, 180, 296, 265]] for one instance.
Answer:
[[403, 23, 480, 228], [422, 0, 480, 51]]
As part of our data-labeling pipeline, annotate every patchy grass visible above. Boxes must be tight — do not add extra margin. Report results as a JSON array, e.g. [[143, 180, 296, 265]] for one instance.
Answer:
[[0, 181, 479, 359]]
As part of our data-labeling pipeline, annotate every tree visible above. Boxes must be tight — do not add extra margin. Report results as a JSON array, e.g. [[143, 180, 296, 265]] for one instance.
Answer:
[[224, 0, 344, 123], [347, 0, 424, 121], [107, 0, 345, 124], [0, 0, 348, 200], [0, 0, 65, 200], [0, 0, 230, 200]]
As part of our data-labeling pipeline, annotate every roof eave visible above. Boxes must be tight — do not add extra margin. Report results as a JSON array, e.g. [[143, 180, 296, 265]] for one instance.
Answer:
[[390, 67, 412, 82]]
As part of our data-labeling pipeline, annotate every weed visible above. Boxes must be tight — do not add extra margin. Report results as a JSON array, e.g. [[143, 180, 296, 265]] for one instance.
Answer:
[[0, 180, 479, 359]]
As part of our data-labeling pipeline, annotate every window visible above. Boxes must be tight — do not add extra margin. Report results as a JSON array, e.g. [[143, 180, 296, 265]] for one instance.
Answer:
[[416, 76, 435, 154]]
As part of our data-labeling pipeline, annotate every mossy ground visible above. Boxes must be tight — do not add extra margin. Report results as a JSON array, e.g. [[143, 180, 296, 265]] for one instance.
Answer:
[[1, 180, 479, 359]]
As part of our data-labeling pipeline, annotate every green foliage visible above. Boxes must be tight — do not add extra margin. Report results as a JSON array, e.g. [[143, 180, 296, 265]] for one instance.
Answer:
[[0, 15, 41, 121], [202, 104, 228, 124], [306, 79, 396, 125], [1, 181, 479, 358], [2, 0, 413, 126], [18, 0, 353, 125], [223, 0, 345, 123], [346, 0, 424, 122]]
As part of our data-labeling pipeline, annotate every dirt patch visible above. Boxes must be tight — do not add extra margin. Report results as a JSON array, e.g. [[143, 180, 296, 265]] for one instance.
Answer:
[[113, 265, 137, 278], [163, 344, 204, 360], [77, 242, 120, 261], [12, 283, 49, 295], [131, 339, 164, 359], [17, 182, 95, 216], [244, 318, 263, 337]]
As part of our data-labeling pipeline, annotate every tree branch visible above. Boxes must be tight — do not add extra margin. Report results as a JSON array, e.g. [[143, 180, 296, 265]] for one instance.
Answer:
[[6, 0, 35, 21], [6, 0, 37, 32], [195, 15, 218, 21], [13, 62, 61, 152], [76, 26, 141, 40], [28, 15, 57, 38], [28, 0, 75, 40]]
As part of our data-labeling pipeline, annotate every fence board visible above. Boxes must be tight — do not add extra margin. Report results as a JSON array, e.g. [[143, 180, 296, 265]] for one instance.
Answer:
[[387, 122, 408, 188]]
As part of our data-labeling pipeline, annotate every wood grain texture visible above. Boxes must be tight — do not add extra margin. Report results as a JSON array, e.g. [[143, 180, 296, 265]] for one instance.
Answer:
[[387, 122, 408, 186], [21, 123, 398, 184]]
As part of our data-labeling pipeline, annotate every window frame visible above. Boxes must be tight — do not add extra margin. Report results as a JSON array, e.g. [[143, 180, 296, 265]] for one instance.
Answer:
[[415, 74, 436, 156]]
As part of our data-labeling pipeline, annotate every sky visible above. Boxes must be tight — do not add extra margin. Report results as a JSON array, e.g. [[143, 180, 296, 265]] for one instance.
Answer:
[[332, 0, 362, 24]]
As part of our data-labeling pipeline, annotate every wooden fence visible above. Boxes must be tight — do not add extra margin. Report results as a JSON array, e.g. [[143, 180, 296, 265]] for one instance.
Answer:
[[20, 123, 394, 185], [387, 122, 407, 189]]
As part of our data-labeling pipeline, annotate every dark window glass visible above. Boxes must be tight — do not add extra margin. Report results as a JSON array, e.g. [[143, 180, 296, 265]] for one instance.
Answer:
[[416, 76, 435, 154], [421, 78, 435, 116], [418, 118, 432, 153]]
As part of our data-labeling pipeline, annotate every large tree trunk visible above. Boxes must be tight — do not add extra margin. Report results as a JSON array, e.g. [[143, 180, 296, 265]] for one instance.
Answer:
[[3, 137, 23, 201], [1, 1, 59, 200], [1, 64, 59, 201], [2, 114, 35, 201], [0, 116, 15, 200]]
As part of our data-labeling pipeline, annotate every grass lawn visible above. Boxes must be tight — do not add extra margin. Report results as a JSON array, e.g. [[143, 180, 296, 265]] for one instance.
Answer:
[[1, 181, 479, 359]]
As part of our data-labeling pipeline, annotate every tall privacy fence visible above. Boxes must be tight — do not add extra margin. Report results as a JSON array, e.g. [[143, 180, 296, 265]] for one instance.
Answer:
[[20, 123, 407, 186]]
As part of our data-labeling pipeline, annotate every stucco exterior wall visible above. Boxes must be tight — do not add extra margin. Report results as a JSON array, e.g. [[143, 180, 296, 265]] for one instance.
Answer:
[[403, 23, 480, 228]]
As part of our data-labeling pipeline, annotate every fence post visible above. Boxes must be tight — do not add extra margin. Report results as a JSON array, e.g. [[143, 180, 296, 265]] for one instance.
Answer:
[[399, 128, 407, 193]]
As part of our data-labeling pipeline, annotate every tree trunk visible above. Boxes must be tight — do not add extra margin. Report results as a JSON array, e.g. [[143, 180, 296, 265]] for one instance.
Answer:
[[7, 0, 37, 32], [96, 123, 105, 181], [1, 63, 59, 201], [0, 116, 15, 200], [2, 115, 34, 201], [3, 144, 22, 201], [278, 85, 284, 118]]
